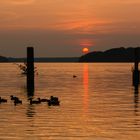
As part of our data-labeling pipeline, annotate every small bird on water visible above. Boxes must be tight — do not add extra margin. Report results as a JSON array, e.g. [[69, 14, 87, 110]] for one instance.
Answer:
[[73, 75, 77, 78]]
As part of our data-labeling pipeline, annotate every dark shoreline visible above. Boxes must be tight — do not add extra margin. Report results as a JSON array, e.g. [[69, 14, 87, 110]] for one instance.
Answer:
[[0, 61, 136, 63], [0, 47, 139, 63]]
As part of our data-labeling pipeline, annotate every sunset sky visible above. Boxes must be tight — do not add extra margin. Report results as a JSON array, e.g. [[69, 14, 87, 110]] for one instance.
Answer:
[[0, 0, 140, 57]]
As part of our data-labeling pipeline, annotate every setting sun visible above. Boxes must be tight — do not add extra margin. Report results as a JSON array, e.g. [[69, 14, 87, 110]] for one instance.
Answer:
[[82, 47, 89, 53]]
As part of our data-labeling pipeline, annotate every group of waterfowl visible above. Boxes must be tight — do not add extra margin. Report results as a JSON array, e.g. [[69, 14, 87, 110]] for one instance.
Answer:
[[29, 96, 60, 106], [0, 95, 60, 106]]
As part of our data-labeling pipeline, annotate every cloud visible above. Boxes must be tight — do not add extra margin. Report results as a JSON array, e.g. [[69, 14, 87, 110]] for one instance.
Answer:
[[120, 0, 140, 4], [0, 12, 19, 23], [50, 19, 113, 34], [6, 0, 35, 5], [98, 0, 140, 4]]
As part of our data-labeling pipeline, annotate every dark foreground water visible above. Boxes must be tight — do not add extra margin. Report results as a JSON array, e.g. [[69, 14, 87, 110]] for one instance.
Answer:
[[0, 63, 139, 140]]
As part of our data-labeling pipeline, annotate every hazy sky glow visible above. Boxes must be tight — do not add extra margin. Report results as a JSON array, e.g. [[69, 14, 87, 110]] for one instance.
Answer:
[[0, 0, 140, 57]]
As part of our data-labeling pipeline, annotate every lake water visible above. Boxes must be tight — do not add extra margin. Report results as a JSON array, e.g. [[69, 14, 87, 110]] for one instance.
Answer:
[[0, 63, 139, 140]]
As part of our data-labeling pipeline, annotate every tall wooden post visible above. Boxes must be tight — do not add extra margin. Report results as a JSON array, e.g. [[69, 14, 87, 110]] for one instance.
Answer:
[[133, 47, 140, 86], [27, 47, 34, 95]]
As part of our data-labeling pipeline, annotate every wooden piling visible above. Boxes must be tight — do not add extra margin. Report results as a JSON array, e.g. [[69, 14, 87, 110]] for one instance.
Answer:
[[27, 47, 34, 95], [133, 47, 140, 86]]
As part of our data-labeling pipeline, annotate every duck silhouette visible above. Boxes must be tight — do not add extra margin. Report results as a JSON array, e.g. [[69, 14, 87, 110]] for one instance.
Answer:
[[73, 75, 77, 78], [29, 98, 41, 105], [14, 98, 22, 105], [10, 95, 19, 101], [38, 98, 49, 103], [0, 97, 7, 103], [47, 96, 60, 106]]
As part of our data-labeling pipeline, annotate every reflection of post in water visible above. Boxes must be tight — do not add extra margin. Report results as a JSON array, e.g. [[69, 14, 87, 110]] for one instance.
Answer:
[[83, 64, 89, 112], [26, 104, 36, 118], [132, 47, 140, 86], [134, 85, 139, 113], [132, 48, 140, 114], [26, 104, 36, 136], [133, 85, 139, 126], [27, 47, 34, 96]]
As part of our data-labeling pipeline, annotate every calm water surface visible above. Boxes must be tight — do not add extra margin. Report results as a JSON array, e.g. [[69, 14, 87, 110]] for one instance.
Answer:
[[0, 63, 139, 140]]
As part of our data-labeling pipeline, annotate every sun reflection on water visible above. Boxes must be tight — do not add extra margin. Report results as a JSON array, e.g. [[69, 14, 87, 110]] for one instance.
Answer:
[[83, 64, 89, 114]]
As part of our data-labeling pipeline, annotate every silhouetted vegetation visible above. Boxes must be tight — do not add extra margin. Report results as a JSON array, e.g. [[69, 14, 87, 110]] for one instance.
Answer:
[[79, 47, 140, 62], [8, 57, 79, 62], [16, 62, 38, 75], [0, 56, 8, 62]]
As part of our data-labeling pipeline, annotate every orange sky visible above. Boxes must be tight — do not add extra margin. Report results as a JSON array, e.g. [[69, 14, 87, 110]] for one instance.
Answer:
[[0, 0, 140, 57]]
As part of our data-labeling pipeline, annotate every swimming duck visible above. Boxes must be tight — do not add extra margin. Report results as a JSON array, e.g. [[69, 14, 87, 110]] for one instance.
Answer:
[[38, 98, 49, 102], [10, 95, 19, 101], [48, 96, 60, 106], [73, 75, 77, 78], [0, 97, 7, 103], [14, 98, 22, 105], [29, 98, 41, 105]]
